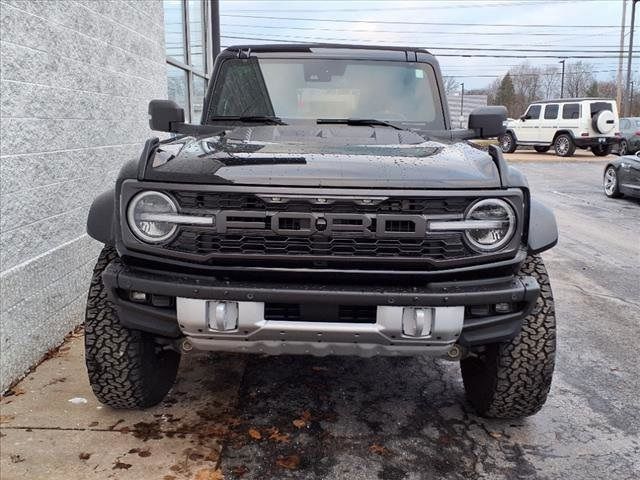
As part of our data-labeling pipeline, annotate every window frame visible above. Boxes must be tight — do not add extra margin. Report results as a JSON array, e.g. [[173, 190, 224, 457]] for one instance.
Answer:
[[543, 104, 559, 120], [562, 103, 580, 120], [165, 0, 215, 123], [526, 104, 541, 120]]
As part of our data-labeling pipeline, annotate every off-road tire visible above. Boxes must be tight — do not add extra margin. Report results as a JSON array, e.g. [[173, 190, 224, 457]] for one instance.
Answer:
[[85, 246, 180, 409], [554, 134, 575, 157], [533, 146, 550, 153], [592, 144, 612, 157], [460, 255, 556, 418], [498, 132, 517, 153]]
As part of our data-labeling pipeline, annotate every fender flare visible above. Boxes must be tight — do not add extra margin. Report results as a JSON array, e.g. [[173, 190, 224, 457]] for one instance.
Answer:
[[527, 198, 558, 254], [87, 189, 116, 245]]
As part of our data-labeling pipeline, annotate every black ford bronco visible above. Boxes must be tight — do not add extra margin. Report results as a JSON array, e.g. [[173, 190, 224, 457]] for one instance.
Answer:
[[85, 44, 558, 418]]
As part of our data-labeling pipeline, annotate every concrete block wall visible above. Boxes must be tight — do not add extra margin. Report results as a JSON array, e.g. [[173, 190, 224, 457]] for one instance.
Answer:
[[0, 0, 167, 391]]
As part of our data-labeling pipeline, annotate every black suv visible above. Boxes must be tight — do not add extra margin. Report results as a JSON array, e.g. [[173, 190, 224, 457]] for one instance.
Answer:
[[85, 44, 558, 419]]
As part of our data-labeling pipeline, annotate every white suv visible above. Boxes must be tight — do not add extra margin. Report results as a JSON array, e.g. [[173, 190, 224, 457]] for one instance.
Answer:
[[499, 98, 620, 157]]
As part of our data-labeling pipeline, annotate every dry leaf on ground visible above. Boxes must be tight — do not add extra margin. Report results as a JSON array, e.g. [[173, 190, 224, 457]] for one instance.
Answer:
[[368, 443, 389, 456], [247, 428, 262, 440], [276, 454, 300, 470], [194, 468, 224, 480], [266, 427, 290, 443]]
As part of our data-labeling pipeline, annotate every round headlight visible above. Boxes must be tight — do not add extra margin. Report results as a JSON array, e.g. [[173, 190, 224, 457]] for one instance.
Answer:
[[127, 191, 178, 243], [464, 198, 516, 252]]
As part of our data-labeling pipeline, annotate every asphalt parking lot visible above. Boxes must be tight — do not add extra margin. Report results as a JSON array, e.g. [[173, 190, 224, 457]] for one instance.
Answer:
[[1, 157, 639, 480]]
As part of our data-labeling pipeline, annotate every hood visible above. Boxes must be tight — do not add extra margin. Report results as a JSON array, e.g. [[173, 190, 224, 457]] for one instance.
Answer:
[[147, 126, 501, 189]]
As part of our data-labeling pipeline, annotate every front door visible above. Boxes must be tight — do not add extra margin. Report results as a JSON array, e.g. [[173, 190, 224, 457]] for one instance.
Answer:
[[518, 104, 541, 142]]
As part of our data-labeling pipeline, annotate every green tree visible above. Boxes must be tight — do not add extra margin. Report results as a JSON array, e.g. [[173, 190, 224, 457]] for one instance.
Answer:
[[494, 73, 516, 115], [586, 80, 599, 98]]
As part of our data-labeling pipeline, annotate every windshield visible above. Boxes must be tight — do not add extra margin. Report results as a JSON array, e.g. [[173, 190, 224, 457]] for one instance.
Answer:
[[206, 57, 445, 129]]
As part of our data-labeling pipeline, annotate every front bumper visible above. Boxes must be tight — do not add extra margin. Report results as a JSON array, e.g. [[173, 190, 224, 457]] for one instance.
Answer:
[[102, 258, 540, 356]]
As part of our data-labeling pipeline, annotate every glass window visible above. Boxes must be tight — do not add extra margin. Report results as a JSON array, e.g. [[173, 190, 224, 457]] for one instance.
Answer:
[[164, 0, 185, 62], [208, 58, 445, 129], [167, 64, 189, 114], [562, 103, 580, 119], [164, 0, 212, 124], [544, 104, 559, 119], [188, 0, 206, 73], [590, 102, 613, 116], [526, 105, 541, 119], [620, 119, 629, 129], [191, 75, 207, 122]]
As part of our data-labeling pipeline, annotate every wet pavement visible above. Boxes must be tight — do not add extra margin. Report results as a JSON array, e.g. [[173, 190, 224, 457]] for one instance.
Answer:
[[1, 160, 639, 480]]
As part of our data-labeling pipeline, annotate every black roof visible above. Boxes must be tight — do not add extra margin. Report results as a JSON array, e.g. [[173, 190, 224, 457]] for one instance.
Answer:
[[531, 98, 615, 104], [221, 43, 435, 61]]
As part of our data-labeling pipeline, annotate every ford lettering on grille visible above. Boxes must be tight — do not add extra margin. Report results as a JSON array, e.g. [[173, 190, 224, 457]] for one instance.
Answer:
[[215, 211, 430, 238]]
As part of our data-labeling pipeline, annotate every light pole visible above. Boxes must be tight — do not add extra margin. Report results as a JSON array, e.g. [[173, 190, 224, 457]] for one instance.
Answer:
[[625, 0, 638, 115], [460, 82, 465, 128], [617, 0, 628, 111], [559, 59, 566, 98]]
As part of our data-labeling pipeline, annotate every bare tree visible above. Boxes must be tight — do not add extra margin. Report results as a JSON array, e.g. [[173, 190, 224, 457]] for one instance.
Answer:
[[540, 66, 561, 99], [442, 76, 461, 96], [564, 61, 595, 98]]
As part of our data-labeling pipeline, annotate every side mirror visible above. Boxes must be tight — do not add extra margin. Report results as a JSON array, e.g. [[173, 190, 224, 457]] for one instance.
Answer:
[[468, 106, 507, 139], [519, 114, 529, 121], [148, 99, 185, 132]]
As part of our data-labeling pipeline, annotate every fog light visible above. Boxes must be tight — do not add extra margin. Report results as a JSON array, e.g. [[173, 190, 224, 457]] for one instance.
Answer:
[[494, 302, 513, 314], [402, 307, 433, 337], [207, 301, 239, 331], [129, 291, 147, 303]]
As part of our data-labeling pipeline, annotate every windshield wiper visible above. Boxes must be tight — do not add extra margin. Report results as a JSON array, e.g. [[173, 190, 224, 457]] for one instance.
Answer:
[[208, 115, 286, 125], [317, 118, 404, 130]]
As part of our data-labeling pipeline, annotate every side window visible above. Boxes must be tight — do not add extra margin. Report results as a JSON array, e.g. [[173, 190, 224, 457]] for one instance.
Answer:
[[620, 119, 629, 129], [526, 105, 541, 119], [544, 104, 559, 119], [562, 103, 580, 119]]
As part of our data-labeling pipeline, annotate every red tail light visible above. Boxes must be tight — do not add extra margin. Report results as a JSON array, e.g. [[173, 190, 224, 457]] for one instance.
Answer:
[[636, 130, 640, 136]]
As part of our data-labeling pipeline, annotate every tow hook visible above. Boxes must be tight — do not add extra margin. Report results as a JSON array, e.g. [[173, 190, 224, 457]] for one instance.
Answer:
[[181, 339, 194, 353], [445, 344, 466, 361]]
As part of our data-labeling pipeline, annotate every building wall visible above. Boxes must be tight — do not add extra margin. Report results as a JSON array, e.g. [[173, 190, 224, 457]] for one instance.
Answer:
[[447, 94, 489, 129], [0, 0, 167, 391]]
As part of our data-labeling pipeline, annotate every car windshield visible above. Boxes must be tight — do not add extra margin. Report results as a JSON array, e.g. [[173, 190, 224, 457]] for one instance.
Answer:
[[206, 57, 445, 130]]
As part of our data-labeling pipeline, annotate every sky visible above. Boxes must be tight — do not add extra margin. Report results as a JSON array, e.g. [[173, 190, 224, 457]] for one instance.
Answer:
[[218, 0, 636, 90]]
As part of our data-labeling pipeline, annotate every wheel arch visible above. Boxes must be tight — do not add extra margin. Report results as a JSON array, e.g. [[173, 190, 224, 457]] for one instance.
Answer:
[[87, 189, 116, 245], [552, 130, 575, 143]]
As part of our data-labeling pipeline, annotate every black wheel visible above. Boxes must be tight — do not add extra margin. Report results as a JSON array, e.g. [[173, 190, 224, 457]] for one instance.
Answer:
[[553, 134, 575, 157], [498, 132, 517, 153], [618, 140, 628, 156], [85, 246, 180, 409], [460, 255, 556, 419], [533, 146, 550, 153], [592, 144, 612, 157], [603, 165, 622, 198]]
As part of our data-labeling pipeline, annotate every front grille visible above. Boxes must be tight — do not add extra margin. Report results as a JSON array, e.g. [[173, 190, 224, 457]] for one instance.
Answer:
[[168, 231, 471, 259], [138, 190, 511, 268]]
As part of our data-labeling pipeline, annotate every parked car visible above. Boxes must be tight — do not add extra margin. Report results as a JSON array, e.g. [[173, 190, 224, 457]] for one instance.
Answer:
[[499, 98, 620, 157], [603, 151, 640, 198], [617, 117, 640, 155], [85, 44, 559, 419]]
